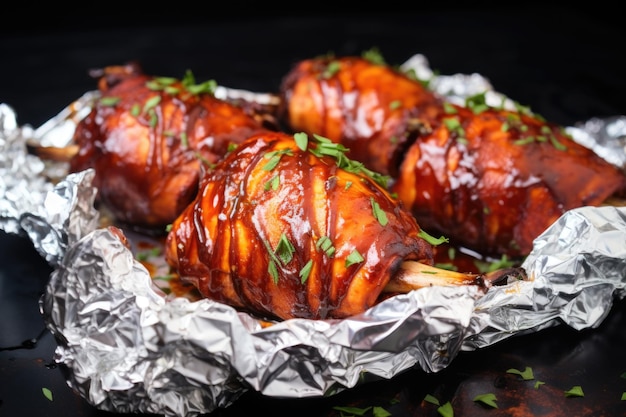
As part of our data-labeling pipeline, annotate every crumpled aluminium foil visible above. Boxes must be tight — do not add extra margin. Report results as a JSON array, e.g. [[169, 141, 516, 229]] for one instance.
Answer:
[[1, 56, 626, 417]]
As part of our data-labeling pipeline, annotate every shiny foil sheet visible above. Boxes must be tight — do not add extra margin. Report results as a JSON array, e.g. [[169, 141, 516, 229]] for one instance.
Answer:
[[1, 55, 626, 417]]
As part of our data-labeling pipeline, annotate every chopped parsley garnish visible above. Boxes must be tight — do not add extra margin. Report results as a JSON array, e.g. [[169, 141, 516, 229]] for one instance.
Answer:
[[262, 148, 293, 171], [322, 60, 341, 79], [275, 233, 295, 265], [507, 366, 534, 380], [316, 236, 336, 258], [42, 387, 53, 401], [473, 393, 498, 408], [389, 100, 402, 110], [418, 229, 449, 246], [99, 96, 121, 106], [465, 92, 489, 114], [370, 197, 388, 226], [361, 47, 386, 65], [299, 260, 313, 284], [301, 133, 391, 189], [345, 249, 364, 267], [564, 386, 584, 398]]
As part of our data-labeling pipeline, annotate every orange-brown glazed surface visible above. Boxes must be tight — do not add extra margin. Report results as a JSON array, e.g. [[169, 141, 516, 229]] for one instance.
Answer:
[[69, 63, 270, 231], [279, 56, 442, 177], [279, 56, 626, 258], [165, 131, 434, 320]]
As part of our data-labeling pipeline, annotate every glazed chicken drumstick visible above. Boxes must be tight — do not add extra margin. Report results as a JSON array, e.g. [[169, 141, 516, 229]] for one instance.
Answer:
[[165, 131, 525, 321], [278, 55, 626, 258], [34, 62, 272, 231]]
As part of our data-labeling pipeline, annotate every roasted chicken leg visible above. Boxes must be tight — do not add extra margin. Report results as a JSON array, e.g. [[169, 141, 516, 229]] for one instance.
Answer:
[[165, 131, 525, 321], [278, 55, 626, 258], [279, 55, 442, 177], [66, 63, 272, 231]]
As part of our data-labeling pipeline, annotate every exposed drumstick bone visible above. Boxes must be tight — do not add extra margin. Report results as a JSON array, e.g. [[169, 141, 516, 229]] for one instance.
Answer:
[[384, 261, 527, 294], [26, 143, 78, 162]]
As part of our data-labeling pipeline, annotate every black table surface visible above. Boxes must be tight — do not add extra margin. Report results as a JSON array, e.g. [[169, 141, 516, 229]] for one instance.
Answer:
[[2, 9, 626, 417]]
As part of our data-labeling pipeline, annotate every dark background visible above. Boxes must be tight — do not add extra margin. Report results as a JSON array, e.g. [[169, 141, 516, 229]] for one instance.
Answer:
[[2, 9, 626, 417]]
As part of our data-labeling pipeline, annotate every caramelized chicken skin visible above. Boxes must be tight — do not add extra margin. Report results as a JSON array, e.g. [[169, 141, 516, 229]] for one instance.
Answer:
[[279, 55, 442, 177], [165, 131, 525, 320], [164, 131, 437, 320], [393, 102, 626, 257], [278, 55, 626, 258], [69, 63, 271, 230]]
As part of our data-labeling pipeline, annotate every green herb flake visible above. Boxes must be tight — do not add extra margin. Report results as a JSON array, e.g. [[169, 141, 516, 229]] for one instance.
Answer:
[[389, 100, 402, 110], [465, 92, 489, 114], [42, 387, 53, 401], [621, 392, 626, 401], [130, 103, 140, 116], [164, 86, 181, 95], [361, 47, 386, 65], [332, 406, 372, 416], [372, 406, 391, 417], [99, 96, 121, 107], [474, 254, 516, 274], [418, 229, 449, 246], [143, 95, 162, 113], [434, 262, 458, 271], [299, 259, 313, 284], [370, 197, 388, 226], [473, 393, 498, 408], [268, 259, 279, 284], [262, 152, 283, 171], [264, 175, 280, 191], [294, 132, 308, 151], [322, 61, 341, 79], [148, 109, 158, 127], [345, 249, 364, 267], [316, 236, 335, 257], [443, 117, 462, 131], [275, 233, 295, 265], [180, 132, 189, 148], [188, 79, 218, 95], [443, 102, 457, 114], [423, 394, 440, 406], [549, 135, 568, 151], [507, 366, 534, 380], [262, 149, 292, 171], [307, 133, 391, 189], [564, 385, 584, 397], [534, 380, 545, 389], [513, 136, 535, 146], [437, 401, 454, 417]]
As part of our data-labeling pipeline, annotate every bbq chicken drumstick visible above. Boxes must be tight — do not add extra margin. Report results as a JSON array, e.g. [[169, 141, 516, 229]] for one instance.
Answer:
[[279, 55, 442, 177], [278, 55, 626, 258], [164, 131, 525, 321], [37, 63, 272, 231]]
